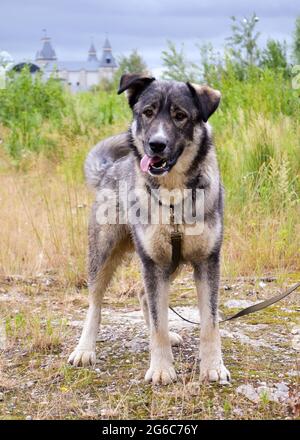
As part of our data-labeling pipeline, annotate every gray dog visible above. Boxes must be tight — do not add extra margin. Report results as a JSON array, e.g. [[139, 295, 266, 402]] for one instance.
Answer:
[[68, 74, 230, 385]]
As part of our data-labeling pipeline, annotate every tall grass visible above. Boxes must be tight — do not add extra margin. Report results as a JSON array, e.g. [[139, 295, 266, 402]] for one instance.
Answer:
[[0, 64, 299, 281], [208, 65, 300, 276]]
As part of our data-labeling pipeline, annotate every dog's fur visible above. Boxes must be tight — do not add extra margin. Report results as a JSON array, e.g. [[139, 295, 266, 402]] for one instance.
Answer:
[[68, 74, 230, 384]]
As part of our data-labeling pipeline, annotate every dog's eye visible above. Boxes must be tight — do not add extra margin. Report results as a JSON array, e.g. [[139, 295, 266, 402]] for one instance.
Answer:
[[143, 108, 154, 118], [174, 111, 187, 122]]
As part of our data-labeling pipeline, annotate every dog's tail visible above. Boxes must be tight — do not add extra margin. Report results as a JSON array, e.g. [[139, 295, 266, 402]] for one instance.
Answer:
[[84, 132, 131, 189]]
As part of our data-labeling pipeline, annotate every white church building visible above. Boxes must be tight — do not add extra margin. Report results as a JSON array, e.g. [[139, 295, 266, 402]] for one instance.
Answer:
[[13, 31, 118, 91]]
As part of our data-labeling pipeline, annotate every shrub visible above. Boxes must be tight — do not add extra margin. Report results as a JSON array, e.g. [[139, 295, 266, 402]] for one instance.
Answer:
[[0, 67, 67, 160]]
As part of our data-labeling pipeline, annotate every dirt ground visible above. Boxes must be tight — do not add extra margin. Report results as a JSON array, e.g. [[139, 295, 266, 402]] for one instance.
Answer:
[[0, 270, 299, 420]]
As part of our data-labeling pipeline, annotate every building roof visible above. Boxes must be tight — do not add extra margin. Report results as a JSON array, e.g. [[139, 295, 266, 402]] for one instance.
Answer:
[[34, 33, 117, 70], [36, 30, 57, 61], [89, 42, 97, 53], [88, 42, 98, 62], [11, 62, 41, 73], [99, 37, 117, 68], [103, 37, 112, 50]]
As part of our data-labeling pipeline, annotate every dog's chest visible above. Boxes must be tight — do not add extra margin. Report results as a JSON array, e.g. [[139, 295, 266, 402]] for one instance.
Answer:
[[137, 221, 220, 265]]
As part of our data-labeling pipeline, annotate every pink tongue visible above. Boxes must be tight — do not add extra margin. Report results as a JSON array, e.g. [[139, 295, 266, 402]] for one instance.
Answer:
[[140, 155, 163, 173], [140, 155, 152, 172]]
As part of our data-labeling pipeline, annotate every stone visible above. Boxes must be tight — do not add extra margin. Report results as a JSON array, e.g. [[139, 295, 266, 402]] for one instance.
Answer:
[[236, 384, 259, 403], [224, 299, 256, 309]]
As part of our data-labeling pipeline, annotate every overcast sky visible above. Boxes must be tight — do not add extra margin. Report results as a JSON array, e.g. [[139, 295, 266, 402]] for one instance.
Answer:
[[1, 0, 299, 74]]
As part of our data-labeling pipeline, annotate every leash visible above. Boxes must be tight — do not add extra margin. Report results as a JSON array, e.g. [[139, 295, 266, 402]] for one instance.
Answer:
[[165, 196, 299, 324], [169, 204, 183, 275], [169, 281, 300, 324]]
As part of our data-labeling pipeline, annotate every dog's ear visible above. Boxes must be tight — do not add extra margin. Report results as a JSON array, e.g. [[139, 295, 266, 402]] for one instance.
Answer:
[[118, 73, 155, 108], [186, 83, 221, 122]]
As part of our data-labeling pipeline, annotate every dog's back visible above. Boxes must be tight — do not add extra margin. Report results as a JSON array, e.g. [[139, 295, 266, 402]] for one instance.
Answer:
[[85, 132, 131, 190]]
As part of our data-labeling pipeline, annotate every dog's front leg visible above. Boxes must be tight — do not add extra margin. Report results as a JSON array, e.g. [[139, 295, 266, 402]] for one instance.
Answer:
[[193, 254, 231, 383], [142, 262, 176, 385]]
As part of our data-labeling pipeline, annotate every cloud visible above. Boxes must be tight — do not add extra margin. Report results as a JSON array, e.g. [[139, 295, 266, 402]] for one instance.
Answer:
[[0, 0, 298, 68]]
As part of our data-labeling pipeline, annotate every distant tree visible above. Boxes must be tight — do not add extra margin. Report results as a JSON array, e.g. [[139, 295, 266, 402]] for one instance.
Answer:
[[110, 49, 148, 91], [117, 49, 148, 74], [197, 42, 222, 84], [161, 41, 196, 82], [226, 13, 260, 66], [0, 51, 14, 68], [260, 39, 288, 71], [292, 16, 300, 64]]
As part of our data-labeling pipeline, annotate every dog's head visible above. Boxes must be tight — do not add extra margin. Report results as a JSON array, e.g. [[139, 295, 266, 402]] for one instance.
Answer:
[[118, 73, 221, 177]]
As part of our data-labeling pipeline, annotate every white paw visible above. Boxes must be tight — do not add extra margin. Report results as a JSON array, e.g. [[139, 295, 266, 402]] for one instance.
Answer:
[[145, 363, 177, 385], [169, 331, 183, 346], [68, 348, 96, 367], [200, 360, 231, 384]]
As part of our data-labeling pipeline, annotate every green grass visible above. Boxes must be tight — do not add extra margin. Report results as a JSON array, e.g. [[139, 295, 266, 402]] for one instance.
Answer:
[[0, 64, 299, 279]]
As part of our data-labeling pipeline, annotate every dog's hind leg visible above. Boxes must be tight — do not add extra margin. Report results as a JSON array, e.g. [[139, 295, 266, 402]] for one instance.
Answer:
[[68, 225, 129, 367], [193, 253, 231, 383], [138, 288, 183, 347]]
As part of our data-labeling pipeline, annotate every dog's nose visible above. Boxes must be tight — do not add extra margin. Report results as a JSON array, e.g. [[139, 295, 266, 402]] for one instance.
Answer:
[[149, 136, 167, 153]]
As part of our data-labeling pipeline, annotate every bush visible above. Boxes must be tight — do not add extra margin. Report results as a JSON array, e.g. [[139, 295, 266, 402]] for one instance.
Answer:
[[0, 67, 67, 160], [211, 63, 300, 212]]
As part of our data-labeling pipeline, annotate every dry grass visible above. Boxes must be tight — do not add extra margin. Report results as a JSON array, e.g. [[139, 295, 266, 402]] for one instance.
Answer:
[[0, 172, 90, 284], [0, 168, 299, 285], [223, 209, 300, 277]]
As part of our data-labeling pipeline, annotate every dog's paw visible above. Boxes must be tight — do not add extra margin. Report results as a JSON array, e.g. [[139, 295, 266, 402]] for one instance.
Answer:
[[169, 331, 183, 347], [200, 360, 231, 384], [68, 349, 96, 367], [145, 364, 177, 385]]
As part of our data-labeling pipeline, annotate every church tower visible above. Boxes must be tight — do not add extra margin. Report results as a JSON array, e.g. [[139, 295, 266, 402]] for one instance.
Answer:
[[99, 37, 117, 68], [36, 29, 57, 66], [87, 40, 98, 62]]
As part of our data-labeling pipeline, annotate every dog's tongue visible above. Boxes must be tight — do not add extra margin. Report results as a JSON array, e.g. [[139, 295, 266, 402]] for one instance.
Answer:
[[140, 155, 161, 173], [140, 155, 152, 172]]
